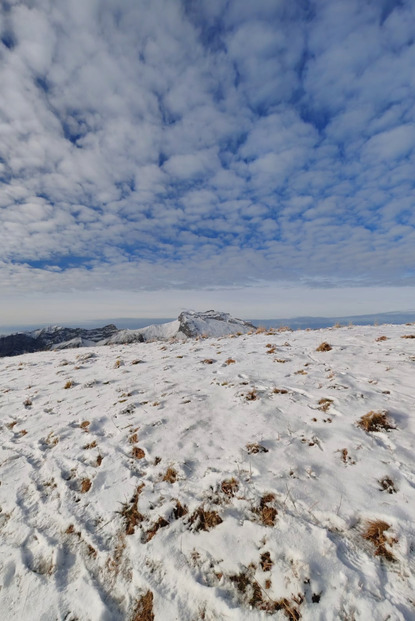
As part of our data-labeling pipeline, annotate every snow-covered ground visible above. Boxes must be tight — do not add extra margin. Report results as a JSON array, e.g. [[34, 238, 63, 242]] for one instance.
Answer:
[[0, 323, 414, 620]]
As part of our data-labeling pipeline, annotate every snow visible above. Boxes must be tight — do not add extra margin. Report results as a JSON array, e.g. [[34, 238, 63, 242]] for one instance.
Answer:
[[0, 323, 414, 620]]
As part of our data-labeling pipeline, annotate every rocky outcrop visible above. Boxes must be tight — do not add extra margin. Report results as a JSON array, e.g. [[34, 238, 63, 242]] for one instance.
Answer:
[[177, 310, 255, 338]]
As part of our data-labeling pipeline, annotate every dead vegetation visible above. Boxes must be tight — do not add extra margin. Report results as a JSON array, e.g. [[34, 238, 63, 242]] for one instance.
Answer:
[[162, 466, 177, 483], [254, 494, 277, 527], [357, 411, 395, 432], [246, 443, 269, 455], [260, 551, 273, 572], [202, 358, 215, 364], [132, 446, 145, 459], [245, 389, 258, 401], [362, 520, 397, 562], [273, 388, 288, 394], [80, 478, 92, 493], [131, 590, 154, 621], [229, 568, 302, 618], [119, 484, 145, 535], [220, 478, 239, 497], [225, 357, 235, 364], [378, 477, 397, 494], [83, 440, 97, 449], [23, 398, 33, 407], [145, 517, 169, 542], [401, 334, 415, 339], [376, 336, 388, 342], [64, 380, 74, 389], [189, 506, 223, 532], [80, 420, 90, 431], [316, 342, 332, 352], [318, 398, 333, 412]]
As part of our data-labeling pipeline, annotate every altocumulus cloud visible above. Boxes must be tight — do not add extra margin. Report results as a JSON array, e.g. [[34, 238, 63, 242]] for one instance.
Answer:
[[1, 0, 415, 304]]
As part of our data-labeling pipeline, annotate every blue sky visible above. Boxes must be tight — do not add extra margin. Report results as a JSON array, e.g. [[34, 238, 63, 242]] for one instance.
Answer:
[[1, 0, 415, 324]]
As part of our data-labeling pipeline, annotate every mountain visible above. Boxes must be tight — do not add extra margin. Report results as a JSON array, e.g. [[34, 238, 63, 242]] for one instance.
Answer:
[[0, 311, 256, 358]]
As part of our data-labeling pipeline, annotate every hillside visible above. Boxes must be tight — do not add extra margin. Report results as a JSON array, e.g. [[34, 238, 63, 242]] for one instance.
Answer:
[[0, 323, 414, 619]]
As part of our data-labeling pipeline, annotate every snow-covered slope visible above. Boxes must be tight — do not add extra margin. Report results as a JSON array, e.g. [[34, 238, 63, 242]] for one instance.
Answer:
[[0, 323, 414, 619]]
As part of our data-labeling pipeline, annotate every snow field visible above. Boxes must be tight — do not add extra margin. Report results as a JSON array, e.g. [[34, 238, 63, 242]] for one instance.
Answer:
[[0, 324, 414, 620]]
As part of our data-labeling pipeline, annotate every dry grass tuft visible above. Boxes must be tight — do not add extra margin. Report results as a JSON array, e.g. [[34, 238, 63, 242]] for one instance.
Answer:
[[225, 357, 236, 364], [119, 484, 145, 535], [363, 520, 397, 561], [260, 551, 273, 572], [357, 411, 395, 432], [318, 398, 333, 412], [96, 454, 103, 467], [131, 359, 144, 365], [145, 516, 169, 542], [114, 359, 124, 368], [172, 500, 188, 520], [83, 441, 97, 449], [129, 432, 138, 444], [379, 476, 397, 494], [255, 326, 267, 334], [132, 446, 145, 459], [246, 443, 269, 455], [202, 358, 215, 364], [266, 346, 276, 354], [316, 342, 332, 352], [80, 478, 92, 493], [229, 570, 302, 618], [80, 420, 90, 431], [132, 590, 154, 621], [376, 336, 388, 342], [254, 494, 277, 527], [162, 466, 177, 483], [189, 506, 223, 532], [273, 388, 288, 394], [23, 398, 33, 407], [221, 478, 239, 497], [245, 390, 258, 401], [64, 380, 74, 389], [401, 334, 415, 339]]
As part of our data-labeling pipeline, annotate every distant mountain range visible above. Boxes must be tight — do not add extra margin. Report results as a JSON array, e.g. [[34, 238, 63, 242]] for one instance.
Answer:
[[0, 311, 255, 358]]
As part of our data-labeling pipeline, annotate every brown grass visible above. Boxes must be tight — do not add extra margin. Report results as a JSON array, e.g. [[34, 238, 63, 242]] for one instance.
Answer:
[[357, 411, 395, 432], [316, 342, 332, 352], [260, 551, 273, 572], [246, 443, 268, 454], [172, 500, 188, 520], [145, 517, 169, 542], [23, 398, 32, 407], [318, 398, 333, 412], [378, 476, 397, 494], [376, 336, 388, 342], [202, 358, 215, 364], [189, 506, 223, 532], [401, 334, 415, 339], [245, 389, 258, 401], [294, 369, 307, 375], [362, 520, 397, 561], [229, 570, 302, 618], [273, 388, 288, 394], [162, 466, 177, 483], [96, 454, 103, 466], [266, 346, 276, 354], [132, 446, 145, 459], [274, 358, 287, 363], [221, 478, 239, 497], [132, 590, 154, 621], [64, 380, 74, 389], [83, 441, 97, 449], [254, 494, 277, 526], [80, 420, 90, 431], [131, 359, 144, 365], [119, 484, 145, 535], [80, 478, 92, 493], [129, 432, 138, 444], [225, 358, 236, 364]]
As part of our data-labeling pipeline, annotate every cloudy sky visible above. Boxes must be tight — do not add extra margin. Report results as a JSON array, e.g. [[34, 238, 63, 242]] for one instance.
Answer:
[[1, 0, 415, 325]]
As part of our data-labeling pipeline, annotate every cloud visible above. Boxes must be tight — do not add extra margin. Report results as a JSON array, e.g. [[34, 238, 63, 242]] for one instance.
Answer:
[[1, 0, 415, 320]]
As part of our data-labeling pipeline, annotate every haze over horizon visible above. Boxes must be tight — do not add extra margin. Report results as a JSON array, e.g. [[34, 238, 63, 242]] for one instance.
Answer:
[[1, 0, 415, 324]]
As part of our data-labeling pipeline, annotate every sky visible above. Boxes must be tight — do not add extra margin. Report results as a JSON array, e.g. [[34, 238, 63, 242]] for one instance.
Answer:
[[1, 0, 415, 325]]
